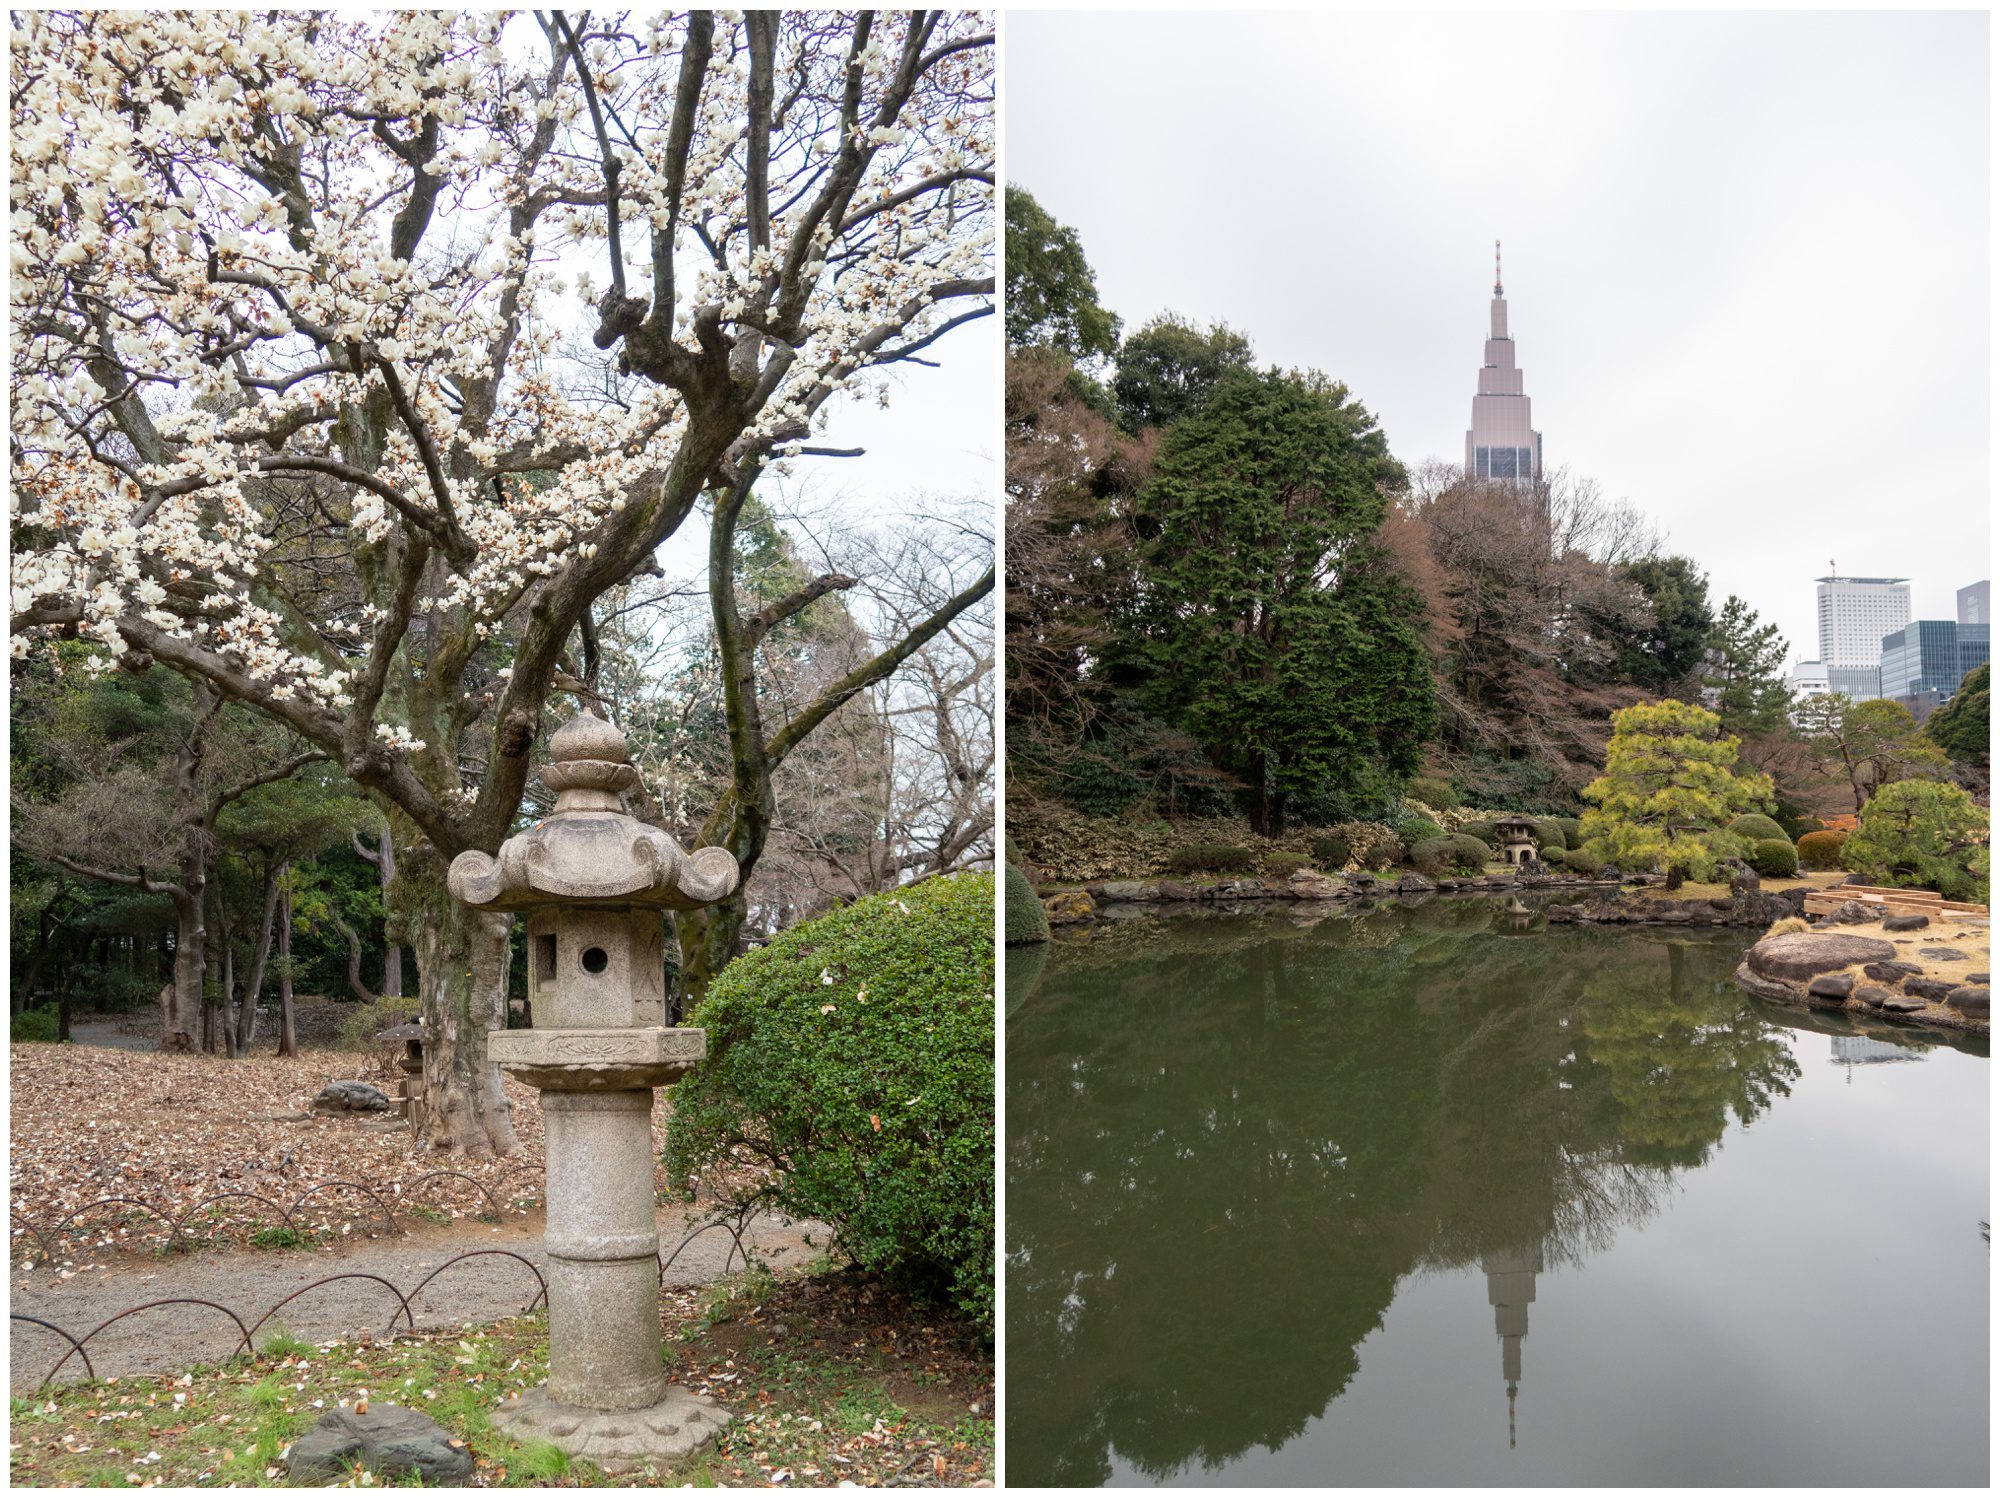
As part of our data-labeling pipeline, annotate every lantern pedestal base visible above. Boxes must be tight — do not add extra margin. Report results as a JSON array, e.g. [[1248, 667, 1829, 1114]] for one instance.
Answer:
[[492, 1385, 728, 1472]]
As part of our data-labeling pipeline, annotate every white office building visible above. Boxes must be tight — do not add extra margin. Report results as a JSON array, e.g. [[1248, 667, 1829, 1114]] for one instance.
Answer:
[[1816, 575, 1909, 701]]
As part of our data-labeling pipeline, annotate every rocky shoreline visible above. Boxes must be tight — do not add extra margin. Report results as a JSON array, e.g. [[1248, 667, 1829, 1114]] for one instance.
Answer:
[[1041, 867, 1813, 929], [1732, 901, 1990, 1037]]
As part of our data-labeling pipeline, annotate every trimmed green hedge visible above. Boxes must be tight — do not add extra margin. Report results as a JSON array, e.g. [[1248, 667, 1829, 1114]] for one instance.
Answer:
[[11, 1007, 60, 1043], [1748, 839, 1799, 878], [1797, 829, 1848, 871], [1728, 814, 1788, 844], [1308, 832, 1351, 869], [1552, 817, 1583, 849], [1391, 813, 1443, 850], [1532, 818, 1569, 852], [1263, 850, 1313, 878], [1556, 847, 1607, 876], [1458, 820, 1498, 848], [1003, 863, 1049, 946], [1165, 844, 1256, 875], [666, 874, 995, 1331], [1407, 776, 1461, 811], [1409, 834, 1490, 876]]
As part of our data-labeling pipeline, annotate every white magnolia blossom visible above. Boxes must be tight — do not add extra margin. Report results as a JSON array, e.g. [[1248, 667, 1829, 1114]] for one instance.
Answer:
[[11, 9, 992, 847]]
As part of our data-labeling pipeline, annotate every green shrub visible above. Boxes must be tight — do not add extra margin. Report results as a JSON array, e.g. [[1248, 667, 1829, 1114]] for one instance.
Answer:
[[1796, 829, 1848, 871], [336, 993, 420, 1050], [1165, 844, 1256, 875], [1843, 780, 1989, 903], [11, 1006, 61, 1043], [1728, 814, 1789, 844], [666, 873, 995, 1331], [1308, 832, 1351, 869], [1409, 835, 1489, 876], [1407, 776, 1460, 812], [1263, 850, 1313, 879], [1458, 820, 1498, 848], [1552, 817, 1583, 849], [1531, 818, 1569, 852], [1390, 813, 1442, 850], [1003, 863, 1049, 946], [1747, 839, 1799, 878], [1557, 847, 1607, 876]]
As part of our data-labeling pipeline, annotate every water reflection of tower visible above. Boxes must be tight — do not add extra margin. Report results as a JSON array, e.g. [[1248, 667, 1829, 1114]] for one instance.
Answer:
[[1483, 1246, 1544, 1449], [1830, 1035, 1920, 1082]]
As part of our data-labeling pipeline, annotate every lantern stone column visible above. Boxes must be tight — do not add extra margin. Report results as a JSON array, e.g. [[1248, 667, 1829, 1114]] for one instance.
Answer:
[[447, 715, 739, 1471]]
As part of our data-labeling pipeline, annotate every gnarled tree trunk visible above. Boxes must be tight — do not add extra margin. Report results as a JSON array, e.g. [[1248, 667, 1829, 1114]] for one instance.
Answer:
[[396, 846, 517, 1157], [276, 876, 298, 1058]]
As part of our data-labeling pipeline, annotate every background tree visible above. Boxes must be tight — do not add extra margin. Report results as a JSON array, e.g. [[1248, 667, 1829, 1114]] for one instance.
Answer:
[[1702, 595, 1792, 737], [1925, 662, 1990, 788], [1004, 185, 1120, 364], [1795, 694, 1952, 814], [1579, 700, 1773, 881], [1842, 779, 1989, 902], [1113, 369, 1434, 833], [1611, 556, 1714, 696], [12, 12, 994, 1153], [1112, 314, 1255, 433]]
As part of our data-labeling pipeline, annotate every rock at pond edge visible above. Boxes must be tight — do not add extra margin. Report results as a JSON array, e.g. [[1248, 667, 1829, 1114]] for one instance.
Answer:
[[285, 1405, 473, 1485]]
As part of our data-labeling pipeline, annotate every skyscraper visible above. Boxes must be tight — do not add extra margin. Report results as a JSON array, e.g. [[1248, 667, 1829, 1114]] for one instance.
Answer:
[[1816, 574, 1909, 700], [1465, 242, 1543, 484]]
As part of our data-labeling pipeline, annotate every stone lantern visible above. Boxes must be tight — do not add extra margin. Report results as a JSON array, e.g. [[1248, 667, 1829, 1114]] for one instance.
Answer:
[[446, 715, 739, 1470], [1494, 815, 1540, 868]]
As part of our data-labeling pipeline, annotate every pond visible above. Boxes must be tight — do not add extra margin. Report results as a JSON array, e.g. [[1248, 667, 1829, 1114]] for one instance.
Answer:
[[1005, 898, 1989, 1487]]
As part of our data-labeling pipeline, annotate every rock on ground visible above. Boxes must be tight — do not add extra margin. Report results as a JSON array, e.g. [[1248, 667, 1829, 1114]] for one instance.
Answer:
[[285, 1404, 474, 1484], [310, 1080, 392, 1114], [1746, 932, 1898, 982]]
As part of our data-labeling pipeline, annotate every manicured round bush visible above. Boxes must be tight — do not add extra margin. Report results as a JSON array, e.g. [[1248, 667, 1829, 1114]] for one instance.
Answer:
[[1728, 814, 1788, 844], [1263, 850, 1312, 878], [666, 873, 995, 1331], [1531, 818, 1569, 852], [1796, 829, 1848, 871], [1552, 817, 1583, 849], [1557, 847, 1606, 876], [1458, 820, 1498, 847], [1165, 843, 1256, 875], [1003, 862, 1049, 946], [1308, 832, 1351, 869], [1391, 812, 1442, 849], [1407, 776, 1461, 812], [1748, 839, 1799, 878], [1409, 835, 1490, 876]]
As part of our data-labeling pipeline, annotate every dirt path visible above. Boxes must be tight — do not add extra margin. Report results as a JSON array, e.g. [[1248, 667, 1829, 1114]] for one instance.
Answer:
[[59, 1021, 157, 1053], [10, 1205, 822, 1390]]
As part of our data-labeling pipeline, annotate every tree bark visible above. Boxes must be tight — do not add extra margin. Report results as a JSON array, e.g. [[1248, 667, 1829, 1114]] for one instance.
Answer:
[[165, 890, 204, 1052], [396, 846, 518, 1157], [234, 858, 280, 1054], [277, 872, 298, 1058], [355, 828, 405, 997]]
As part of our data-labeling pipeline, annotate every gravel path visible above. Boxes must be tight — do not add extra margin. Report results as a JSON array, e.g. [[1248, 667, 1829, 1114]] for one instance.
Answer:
[[10, 1206, 821, 1390]]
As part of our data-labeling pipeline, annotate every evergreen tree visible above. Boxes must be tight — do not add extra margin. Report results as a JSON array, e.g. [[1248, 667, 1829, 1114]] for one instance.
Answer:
[[1926, 662, 1989, 769], [1843, 779, 1989, 902], [1579, 699, 1773, 880], [1112, 314, 1255, 432], [1005, 186, 1121, 362], [1614, 556, 1714, 694], [1115, 369, 1435, 833], [1702, 595, 1792, 736]]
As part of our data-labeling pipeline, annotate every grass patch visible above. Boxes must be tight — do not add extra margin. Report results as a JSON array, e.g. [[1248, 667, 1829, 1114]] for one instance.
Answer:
[[248, 1226, 307, 1250], [8, 1263, 992, 1488]]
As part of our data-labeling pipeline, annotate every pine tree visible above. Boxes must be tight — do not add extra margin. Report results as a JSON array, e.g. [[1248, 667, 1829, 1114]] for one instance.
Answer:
[[1580, 700, 1774, 880]]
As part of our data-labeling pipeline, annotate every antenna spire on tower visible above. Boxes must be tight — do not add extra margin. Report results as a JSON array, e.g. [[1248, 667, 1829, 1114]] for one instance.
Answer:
[[1494, 239, 1503, 297]]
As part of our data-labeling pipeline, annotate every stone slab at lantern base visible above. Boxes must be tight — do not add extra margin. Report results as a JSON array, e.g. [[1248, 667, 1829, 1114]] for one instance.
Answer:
[[492, 1385, 729, 1472], [488, 1026, 705, 1090]]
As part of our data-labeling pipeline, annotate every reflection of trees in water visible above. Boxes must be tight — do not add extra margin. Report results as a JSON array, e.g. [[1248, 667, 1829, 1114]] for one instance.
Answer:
[[1006, 905, 1803, 1485]]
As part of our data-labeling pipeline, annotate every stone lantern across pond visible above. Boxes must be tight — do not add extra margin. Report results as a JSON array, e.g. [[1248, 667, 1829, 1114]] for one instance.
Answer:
[[446, 715, 739, 1470]]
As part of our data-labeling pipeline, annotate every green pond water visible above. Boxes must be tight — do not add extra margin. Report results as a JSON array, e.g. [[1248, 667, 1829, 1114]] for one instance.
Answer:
[[1005, 898, 1990, 1487]]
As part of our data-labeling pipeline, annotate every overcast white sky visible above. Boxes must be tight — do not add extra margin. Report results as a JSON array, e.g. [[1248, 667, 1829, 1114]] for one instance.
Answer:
[[1008, 9, 1990, 667]]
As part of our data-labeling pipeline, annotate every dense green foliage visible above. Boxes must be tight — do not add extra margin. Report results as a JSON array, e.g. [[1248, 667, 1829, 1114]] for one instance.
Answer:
[[1842, 780, 1989, 902], [12, 1006, 61, 1042], [1406, 776, 1460, 812], [1613, 556, 1714, 694], [1580, 701, 1773, 881], [1555, 846, 1607, 876], [1308, 832, 1352, 869], [1408, 835, 1490, 876], [1727, 814, 1789, 844], [1796, 830, 1848, 871], [1747, 839, 1799, 879], [1457, 821, 1498, 848], [1004, 187, 1119, 363], [1112, 369, 1435, 834], [1391, 812, 1443, 848], [1926, 663, 1989, 768], [1165, 844, 1256, 875], [1112, 315, 1255, 433], [1262, 850, 1313, 878], [1702, 595, 1793, 736], [1531, 818, 1569, 852], [667, 875, 996, 1330], [1004, 863, 1050, 947]]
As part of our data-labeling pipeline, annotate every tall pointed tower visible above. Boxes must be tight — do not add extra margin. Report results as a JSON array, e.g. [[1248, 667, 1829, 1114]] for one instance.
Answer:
[[1465, 242, 1543, 484]]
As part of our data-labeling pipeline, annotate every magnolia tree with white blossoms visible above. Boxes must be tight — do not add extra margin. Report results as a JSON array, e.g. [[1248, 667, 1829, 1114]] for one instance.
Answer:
[[10, 10, 995, 1155]]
